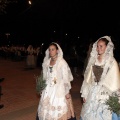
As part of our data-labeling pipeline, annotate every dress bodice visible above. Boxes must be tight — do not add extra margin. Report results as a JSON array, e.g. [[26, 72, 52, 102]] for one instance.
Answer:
[[47, 65, 57, 86], [92, 65, 103, 82]]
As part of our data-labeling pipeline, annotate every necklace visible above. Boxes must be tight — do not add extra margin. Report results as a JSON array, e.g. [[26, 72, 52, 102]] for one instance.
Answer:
[[51, 58, 56, 61], [49, 66, 53, 73]]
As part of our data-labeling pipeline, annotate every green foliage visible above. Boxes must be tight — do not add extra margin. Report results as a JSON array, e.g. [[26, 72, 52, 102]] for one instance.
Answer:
[[105, 93, 120, 116], [36, 71, 47, 93]]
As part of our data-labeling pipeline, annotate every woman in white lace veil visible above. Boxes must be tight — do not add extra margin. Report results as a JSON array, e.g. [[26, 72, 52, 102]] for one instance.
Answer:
[[37, 42, 76, 120], [43, 42, 63, 63], [80, 36, 120, 120]]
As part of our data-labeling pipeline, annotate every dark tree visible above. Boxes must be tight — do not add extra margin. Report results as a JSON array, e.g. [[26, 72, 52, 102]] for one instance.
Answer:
[[0, 0, 17, 14]]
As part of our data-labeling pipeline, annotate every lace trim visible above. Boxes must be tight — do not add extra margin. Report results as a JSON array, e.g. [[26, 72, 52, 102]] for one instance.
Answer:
[[38, 96, 75, 120], [81, 36, 115, 98]]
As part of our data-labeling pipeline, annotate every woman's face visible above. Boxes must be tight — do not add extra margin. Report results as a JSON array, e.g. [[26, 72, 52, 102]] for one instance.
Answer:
[[49, 45, 58, 57], [97, 40, 107, 55]]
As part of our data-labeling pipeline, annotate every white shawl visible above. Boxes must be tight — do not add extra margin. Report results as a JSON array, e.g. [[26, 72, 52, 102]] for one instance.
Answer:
[[80, 36, 120, 98]]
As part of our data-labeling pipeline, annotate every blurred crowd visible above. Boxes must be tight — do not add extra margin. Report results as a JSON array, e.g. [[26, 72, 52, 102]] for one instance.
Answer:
[[0, 39, 120, 73]]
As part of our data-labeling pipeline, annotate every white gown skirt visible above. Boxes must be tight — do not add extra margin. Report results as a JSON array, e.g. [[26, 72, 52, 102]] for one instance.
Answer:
[[80, 83, 112, 120]]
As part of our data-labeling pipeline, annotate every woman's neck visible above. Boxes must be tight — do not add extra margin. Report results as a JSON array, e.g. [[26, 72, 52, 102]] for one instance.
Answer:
[[51, 55, 57, 62], [97, 54, 104, 63], [49, 55, 57, 66]]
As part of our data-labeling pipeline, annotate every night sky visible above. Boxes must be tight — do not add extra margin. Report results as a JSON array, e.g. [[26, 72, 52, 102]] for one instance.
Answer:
[[0, 0, 120, 45]]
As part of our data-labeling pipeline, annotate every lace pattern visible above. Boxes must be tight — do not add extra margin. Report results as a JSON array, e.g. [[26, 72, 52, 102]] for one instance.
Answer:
[[80, 36, 115, 98]]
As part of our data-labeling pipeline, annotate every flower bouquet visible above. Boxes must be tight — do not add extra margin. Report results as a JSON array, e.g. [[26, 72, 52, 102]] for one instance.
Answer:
[[35, 71, 47, 93], [105, 93, 120, 120]]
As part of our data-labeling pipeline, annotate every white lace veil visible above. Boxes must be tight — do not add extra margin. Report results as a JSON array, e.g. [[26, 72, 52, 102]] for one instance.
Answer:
[[80, 36, 115, 97], [43, 42, 63, 65], [44, 42, 63, 62], [81, 36, 120, 96], [84, 35, 115, 82], [85, 36, 114, 74], [42, 42, 73, 83], [90, 36, 114, 59]]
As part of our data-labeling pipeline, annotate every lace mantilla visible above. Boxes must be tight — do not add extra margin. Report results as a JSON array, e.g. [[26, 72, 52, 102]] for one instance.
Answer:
[[81, 36, 115, 98]]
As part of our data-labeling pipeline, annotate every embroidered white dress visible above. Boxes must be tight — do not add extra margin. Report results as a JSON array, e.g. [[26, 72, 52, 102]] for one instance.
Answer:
[[37, 57, 74, 120], [80, 81, 112, 120], [80, 59, 112, 120], [38, 62, 67, 120]]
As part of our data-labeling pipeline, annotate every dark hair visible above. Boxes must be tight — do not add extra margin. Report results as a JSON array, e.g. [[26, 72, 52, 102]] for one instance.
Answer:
[[98, 38, 109, 46], [49, 43, 58, 50]]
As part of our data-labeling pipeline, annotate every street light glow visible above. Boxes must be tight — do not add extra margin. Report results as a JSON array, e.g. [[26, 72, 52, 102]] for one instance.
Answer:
[[28, 1, 31, 4]]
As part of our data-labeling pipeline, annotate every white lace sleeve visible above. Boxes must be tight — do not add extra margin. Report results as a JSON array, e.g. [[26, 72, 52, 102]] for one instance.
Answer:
[[80, 80, 90, 99], [61, 62, 72, 95], [80, 66, 93, 99]]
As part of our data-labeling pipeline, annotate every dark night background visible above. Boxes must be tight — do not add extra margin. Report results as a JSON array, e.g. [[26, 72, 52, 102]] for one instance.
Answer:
[[0, 1, 119, 40], [0, 0, 120, 54], [0, 0, 120, 117]]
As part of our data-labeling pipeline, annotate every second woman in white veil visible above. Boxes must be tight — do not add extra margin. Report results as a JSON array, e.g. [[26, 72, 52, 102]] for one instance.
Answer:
[[80, 36, 120, 120]]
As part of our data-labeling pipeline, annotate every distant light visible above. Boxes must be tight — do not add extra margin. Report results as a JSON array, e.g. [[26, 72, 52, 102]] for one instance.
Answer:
[[5, 33, 10, 39], [42, 43, 44, 45], [54, 31, 56, 33], [5, 33, 10, 36], [28, 1, 31, 4], [78, 36, 80, 39], [65, 33, 67, 36]]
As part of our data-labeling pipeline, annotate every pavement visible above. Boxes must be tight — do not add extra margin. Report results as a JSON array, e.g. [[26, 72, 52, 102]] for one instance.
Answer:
[[0, 58, 83, 120]]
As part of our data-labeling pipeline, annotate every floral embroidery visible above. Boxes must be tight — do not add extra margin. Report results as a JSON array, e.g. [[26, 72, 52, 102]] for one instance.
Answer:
[[58, 113, 61, 117], [46, 113, 52, 120], [42, 97, 50, 106], [57, 106, 62, 111], [51, 106, 55, 111]]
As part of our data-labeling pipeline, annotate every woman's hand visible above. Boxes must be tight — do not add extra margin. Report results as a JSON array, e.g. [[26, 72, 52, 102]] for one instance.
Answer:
[[65, 93, 71, 99], [83, 98, 86, 103]]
